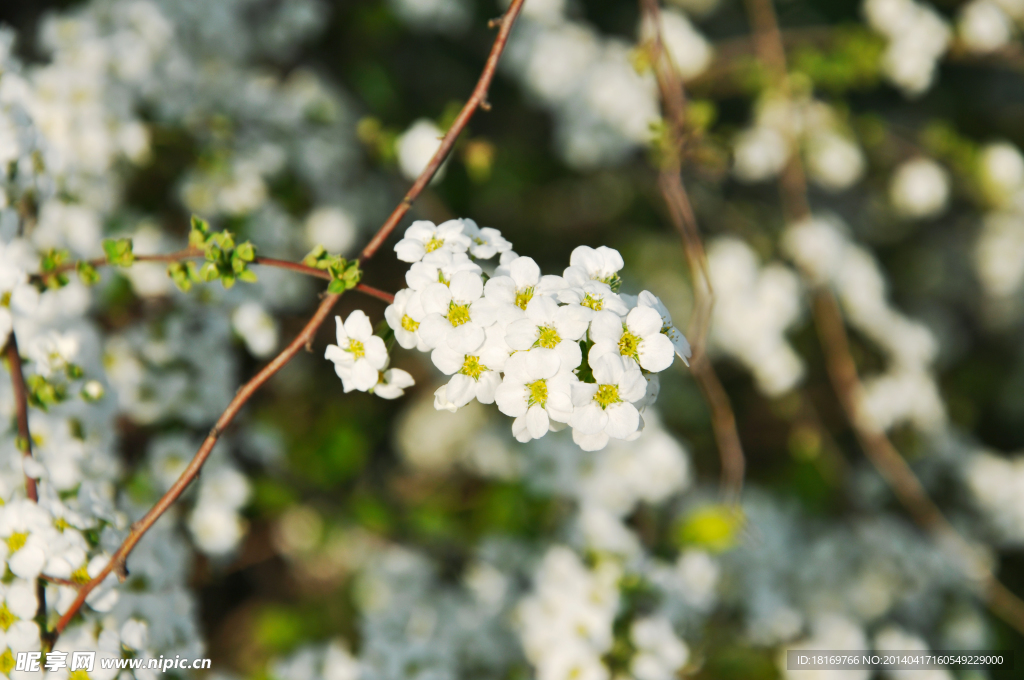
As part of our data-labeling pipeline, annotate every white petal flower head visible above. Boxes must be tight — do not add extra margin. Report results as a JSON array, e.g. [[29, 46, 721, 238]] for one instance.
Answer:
[[433, 384, 460, 413], [394, 219, 471, 263], [0, 500, 54, 580], [889, 157, 949, 219], [384, 288, 430, 351], [406, 249, 481, 290], [372, 368, 415, 400], [418, 270, 497, 352], [324, 311, 388, 393], [563, 245, 624, 289], [430, 324, 510, 408], [559, 280, 629, 319], [460, 218, 513, 259], [637, 291, 691, 365], [589, 306, 676, 372], [494, 348, 575, 442], [484, 255, 564, 317], [505, 296, 590, 370], [569, 354, 647, 451]]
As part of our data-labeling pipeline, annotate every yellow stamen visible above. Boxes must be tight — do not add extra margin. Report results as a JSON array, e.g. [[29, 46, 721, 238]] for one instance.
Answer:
[[425, 236, 445, 252], [0, 648, 14, 675], [618, 328, 640, 359], [460, 355, 486, 380], [448, 302, 471, 327], [0, 604, 16, 632], [594, 384, 620, 409], [401, 315, 420, 332], [347, 339, 366, 359], [72, 565, 91, 585], [581, 293, 603, 311], [527, 379, 548, 407], [537, 325, 561, 349], [515, 287, 534, 310], [6, 532, 27, 553]]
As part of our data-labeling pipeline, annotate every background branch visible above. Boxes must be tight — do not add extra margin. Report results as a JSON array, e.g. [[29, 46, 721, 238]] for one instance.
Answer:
[[742, 0, 1024, 637], [641, 0, 746, 501]]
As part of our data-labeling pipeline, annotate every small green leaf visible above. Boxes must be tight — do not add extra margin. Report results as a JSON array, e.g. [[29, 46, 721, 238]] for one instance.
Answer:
[[102, 238, 135, 267], [76, 261, 101, 285], [238, 269, 258, 283], [327, 279, 346, 294], [235, 241, 255, 262]]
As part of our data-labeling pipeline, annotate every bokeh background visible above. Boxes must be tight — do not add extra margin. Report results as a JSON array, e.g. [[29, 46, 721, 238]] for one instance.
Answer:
[[2, 0, 1024, 679]]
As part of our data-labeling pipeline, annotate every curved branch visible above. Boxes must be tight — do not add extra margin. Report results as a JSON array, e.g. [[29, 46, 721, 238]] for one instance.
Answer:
[[641, 0, 746, 501], [52, 0, 526, 638], [743, 0, 1024, 637]]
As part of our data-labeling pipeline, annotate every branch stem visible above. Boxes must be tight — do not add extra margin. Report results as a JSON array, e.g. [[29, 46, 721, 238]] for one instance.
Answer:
[[51, 0, 526, 639]]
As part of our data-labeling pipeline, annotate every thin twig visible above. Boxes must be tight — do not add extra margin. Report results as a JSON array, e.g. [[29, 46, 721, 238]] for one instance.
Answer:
[[641, 0, 746, 500], [39, 250, 394, 304], [52, 0, 527, 639], [5, 333, 37, 502], [742, 0, 1024, 637]]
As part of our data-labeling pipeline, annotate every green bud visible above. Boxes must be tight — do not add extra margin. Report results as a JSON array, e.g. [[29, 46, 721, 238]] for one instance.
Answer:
[[102, 238, 135, 267], [235, 241, 255, 262], [76, 261, 101, 285], [238, 269, 258, 284]]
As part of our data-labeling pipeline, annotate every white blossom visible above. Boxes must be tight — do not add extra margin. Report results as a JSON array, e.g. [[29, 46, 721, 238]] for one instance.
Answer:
[[494, 348, 575, 442], [505, 296, 589, 370], [570, 354, 647, 451], [394, 219, 471, 263], [325, 311, 389, 393], [889, 157, 950, 219], [589, 307, 676, 372]]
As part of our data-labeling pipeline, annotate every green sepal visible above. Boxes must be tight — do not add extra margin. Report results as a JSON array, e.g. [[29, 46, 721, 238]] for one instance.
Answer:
[[102, 238, 135, 267]]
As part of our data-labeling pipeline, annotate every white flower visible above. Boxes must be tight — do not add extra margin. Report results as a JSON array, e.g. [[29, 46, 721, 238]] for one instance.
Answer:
[[805, 131, 865, 192], [406, 249, 481, 290], [642, 9, 712, 80], [394, 219, 470, 263], [188, 502, 246, 557], [396, 118, 445, 182], [372, 367, 415, 399], [980, 141, 1024, 205], [589, 307, 676, 372], [0, 500, 55, 579], [732, 126, 790, 182], [558, 280, 629, 319], [630, 617, 689, 680], [0, 239, 40, 343], [637, 291, 691, 365], [232, 302, 279, 357], [569, 354, 647, 451], [484, 255, 562, 315], [494, 348, 575, 442], [460, 218, 512, 259], [505, 296, 590, 370], [24, 331, 80, 377], [418, 270, 497, 351], [430, 325, 509, 408], [959, 0, 1013, 53], [385, 288, 430, 351], [304, 206, 357, 254], [433, 384, 460, 412], [563, 245, 624, 288], [0, 578, 39, 653], [889, 157, 949, 219], [324, 311, 389, 392]]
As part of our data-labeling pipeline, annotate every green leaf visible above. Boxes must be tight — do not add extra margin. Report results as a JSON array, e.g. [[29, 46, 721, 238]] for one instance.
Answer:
[[235, 241, 255, 262], [167, 263, 193, 292], [102, 238, 135, 267], [238, 269, 258, 283], [327, 279, 346, 294], [76, 261, 101, 285]]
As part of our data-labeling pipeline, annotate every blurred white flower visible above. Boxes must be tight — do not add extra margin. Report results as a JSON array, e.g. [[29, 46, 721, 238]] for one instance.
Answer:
[[397, 118, 445, 182], [889, 157, 950, 219]]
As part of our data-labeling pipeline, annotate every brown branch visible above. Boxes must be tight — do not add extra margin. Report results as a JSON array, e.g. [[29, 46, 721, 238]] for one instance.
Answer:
[[52, 0, 526, 639], [5, 333, 38, 503], [742, 0, 1024, 637], [39, 250, 394, 304], [641, 0, 746, 501], [358, 0, 527, 262]]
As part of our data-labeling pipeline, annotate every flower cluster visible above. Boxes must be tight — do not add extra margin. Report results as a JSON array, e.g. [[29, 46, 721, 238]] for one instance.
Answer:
[[364, 218, 691, 451]]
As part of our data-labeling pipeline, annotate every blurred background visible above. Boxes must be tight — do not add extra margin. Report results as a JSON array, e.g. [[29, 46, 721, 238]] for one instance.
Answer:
[[2, 0, 1024, 679]]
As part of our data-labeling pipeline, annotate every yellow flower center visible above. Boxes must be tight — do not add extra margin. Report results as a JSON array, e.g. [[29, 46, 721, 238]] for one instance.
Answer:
[[594, 384, 620, 409], [515, 287, 534, 310], [581, 293, 603, 311], [401, 315, 420, 332], [70, 670, 91, 680], [6, 532, 28, 553], [618, 328, 640, 359], [425, 236, 445, 252], [527, 379, 548, 407], [0, 292, 10, 308], [437, 271, 451, 286], [0, 648, 14, 675], [72, 565, 92, 585], [448, 302, 471, 327], [460, 355, 486, 380], [537, 325, 561, 349], [0, 604, 17, 632], [55, 517, 70, 532], [599, 273, 622, 291], [347, 339, 366, 359]]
